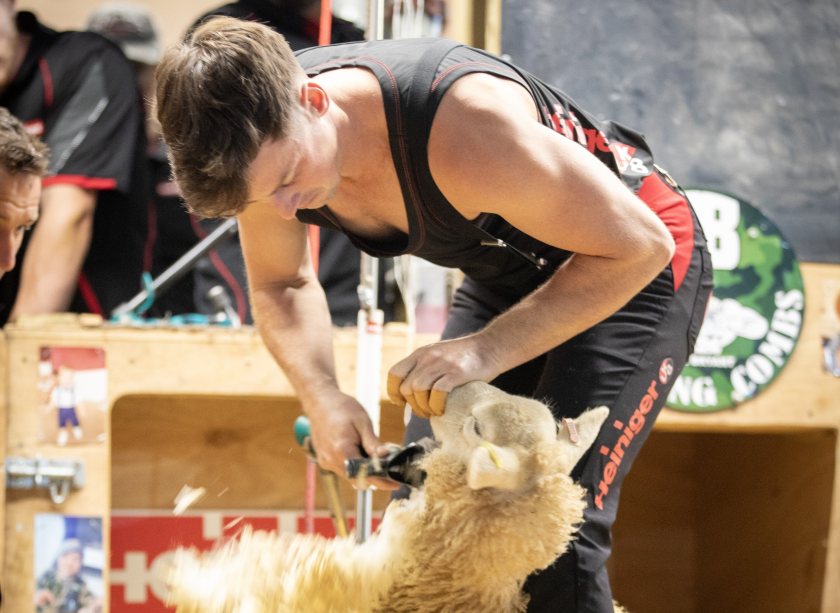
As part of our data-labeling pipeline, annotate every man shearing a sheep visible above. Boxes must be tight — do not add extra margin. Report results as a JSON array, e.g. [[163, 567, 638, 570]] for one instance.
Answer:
[[154, 17, 712, 612]]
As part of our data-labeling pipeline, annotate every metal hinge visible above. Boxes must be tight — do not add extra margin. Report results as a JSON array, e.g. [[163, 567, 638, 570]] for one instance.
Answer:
[[5, 457, 85, 505]]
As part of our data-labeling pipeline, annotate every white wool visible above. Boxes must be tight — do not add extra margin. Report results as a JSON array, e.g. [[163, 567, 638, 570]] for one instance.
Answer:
[[167, 382, 610, 613]]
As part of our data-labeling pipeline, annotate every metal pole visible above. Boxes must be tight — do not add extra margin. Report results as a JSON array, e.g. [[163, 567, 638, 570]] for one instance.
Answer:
[[354, 253, 383, 543], [368, 0, 385, 41], [353, 0, 386, 543], [110, 218, 238, 319]]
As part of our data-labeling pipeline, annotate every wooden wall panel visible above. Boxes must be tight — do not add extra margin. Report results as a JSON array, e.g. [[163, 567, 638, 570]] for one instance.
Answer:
[[3, 263, 838, 611], [611, 430, 836, 613], [110, 394, 405, 511]]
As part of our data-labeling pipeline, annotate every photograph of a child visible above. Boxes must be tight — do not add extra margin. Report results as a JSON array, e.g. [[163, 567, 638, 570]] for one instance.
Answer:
[[34, 515, 104, 613], [37, 347, 107, 446]]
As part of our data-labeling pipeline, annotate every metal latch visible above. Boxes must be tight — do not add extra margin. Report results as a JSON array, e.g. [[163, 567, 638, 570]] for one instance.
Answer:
[[5, 457, 85, 505]]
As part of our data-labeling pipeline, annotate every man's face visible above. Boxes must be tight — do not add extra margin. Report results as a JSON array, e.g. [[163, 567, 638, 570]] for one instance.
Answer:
[[56, 551, 82, 580], [0, 0, 18, 94], [246, 112, 340, 220], [0, 168, 40, 277]]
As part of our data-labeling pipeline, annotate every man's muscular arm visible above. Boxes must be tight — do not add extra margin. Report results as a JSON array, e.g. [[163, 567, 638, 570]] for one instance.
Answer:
[[389, 74, 675, 416], [238, 200, 392, 482], [10, 184, 95, 318]]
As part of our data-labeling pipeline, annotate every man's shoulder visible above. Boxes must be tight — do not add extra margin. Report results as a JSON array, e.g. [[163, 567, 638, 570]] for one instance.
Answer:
[[35, 30, 135, 97], [45, 29, 127, 62]]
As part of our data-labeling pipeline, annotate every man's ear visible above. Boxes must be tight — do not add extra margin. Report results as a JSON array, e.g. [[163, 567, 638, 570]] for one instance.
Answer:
[[556, 406, 609, 474], [299, 81, 329, 116]]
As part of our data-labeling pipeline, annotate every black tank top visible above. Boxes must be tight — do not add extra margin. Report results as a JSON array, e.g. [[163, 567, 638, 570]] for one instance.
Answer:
[[295, 38, 656, 298]]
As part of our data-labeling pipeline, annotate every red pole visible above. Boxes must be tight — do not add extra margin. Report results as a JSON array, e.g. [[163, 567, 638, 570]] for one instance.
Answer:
[[304, 0, 334, 535], [318, 0, 333, 46], [308, 0, 332, 275]]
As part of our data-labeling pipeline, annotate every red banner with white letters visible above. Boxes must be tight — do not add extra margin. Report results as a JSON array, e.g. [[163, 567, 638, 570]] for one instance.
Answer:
[[110, 511, 379, 611]]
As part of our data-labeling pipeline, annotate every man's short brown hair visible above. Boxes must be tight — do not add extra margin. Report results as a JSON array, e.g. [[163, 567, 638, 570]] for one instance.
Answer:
[[0, 107, 49, 176], [155, 16, 303, 218]]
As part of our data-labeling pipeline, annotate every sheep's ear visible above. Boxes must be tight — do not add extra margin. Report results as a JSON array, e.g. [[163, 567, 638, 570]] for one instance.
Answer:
[[556, 406, 609, 474], [467, 442, 523, 490]]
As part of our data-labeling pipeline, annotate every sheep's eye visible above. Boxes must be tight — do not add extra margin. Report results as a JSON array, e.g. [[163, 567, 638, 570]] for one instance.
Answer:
[[473, 419, 482, 438]]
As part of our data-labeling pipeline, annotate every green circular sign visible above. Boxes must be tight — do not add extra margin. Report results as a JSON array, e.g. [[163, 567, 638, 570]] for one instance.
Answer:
[[666, 189, 805, 412]]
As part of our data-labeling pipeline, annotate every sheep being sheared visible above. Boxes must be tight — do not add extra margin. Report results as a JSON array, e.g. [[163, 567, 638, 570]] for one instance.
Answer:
[[167, 381, 609, 613]]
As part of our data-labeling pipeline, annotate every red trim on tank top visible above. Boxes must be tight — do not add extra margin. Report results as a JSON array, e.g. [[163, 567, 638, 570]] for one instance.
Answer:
[[636, 172, 694, 291]]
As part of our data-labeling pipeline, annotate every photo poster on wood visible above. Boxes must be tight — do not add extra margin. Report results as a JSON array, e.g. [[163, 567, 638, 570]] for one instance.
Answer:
[[822, 279, 840, 377], [36, 346, 107, 446], [33, 514, 104, 613]]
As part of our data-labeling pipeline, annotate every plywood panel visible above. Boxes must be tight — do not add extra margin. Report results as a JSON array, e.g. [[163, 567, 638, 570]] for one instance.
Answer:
[[694, 431, 834, 613], [657, 263, 840, 613], [660, 263, 839, 431], [110, 394, 406, 511], [612, 430, 836, 613], [610, 433, 700, 613]]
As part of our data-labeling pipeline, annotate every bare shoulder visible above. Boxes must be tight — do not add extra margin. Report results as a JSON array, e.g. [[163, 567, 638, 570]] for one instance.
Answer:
[[429, 74, 537, 160], [437, 72, 538, 119], [427, 72, 544, 219], [427, 72, 662, 258]]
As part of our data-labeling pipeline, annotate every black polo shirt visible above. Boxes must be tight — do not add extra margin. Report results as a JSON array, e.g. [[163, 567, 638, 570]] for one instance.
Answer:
[[0, 11, 148, 324]]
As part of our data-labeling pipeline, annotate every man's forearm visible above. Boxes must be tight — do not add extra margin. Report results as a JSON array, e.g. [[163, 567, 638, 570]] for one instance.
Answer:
[[10, 185, 95, 318], [479, 247, 672, 374], [252, 276, 393, 478], [251, 279, 341, 411]]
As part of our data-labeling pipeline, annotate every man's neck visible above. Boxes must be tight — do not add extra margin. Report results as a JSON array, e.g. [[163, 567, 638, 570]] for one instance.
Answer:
[[322, 74, 387, 184]]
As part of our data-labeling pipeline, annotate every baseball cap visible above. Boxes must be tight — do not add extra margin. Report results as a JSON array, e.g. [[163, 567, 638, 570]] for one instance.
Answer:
[[58, 538, 83, 556], [86, 2, 162, 65]]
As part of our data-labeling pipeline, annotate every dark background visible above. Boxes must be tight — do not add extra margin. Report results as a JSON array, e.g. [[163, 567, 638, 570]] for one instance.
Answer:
[[502, 0, 839, 262]]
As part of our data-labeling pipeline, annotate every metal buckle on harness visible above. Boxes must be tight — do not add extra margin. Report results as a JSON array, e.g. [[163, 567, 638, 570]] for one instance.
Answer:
[[480, 238, 548, 270]]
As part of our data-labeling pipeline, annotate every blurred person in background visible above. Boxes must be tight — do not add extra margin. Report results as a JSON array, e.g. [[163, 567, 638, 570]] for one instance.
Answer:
[[0, 106, 48, 279], [0, 0, 148, 325], [87, 1, 204, 318]]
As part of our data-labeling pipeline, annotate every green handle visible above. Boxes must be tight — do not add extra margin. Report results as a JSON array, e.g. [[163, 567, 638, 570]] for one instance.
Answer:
[[294, 415, 311, 448]]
